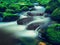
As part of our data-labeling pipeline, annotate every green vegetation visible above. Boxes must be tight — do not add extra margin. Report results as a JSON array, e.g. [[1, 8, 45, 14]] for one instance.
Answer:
[[0, 2, 8, 12], [2, 12, 19, 22], [37, 0, 51, 5], [45, 24, 60, 44], [58, 0, 60, 3], [5, 9, 15, 13], [52, 8, 60, 17], [8, 3, 21, 13], [0, 0, 33, 22], [51, 8, 60, 23], [0, 0, 60, 45], [45, 0, 59, 13], [21, 6, 29, 11], [3, 12, 18, 17], [0, 0, 33, 13]]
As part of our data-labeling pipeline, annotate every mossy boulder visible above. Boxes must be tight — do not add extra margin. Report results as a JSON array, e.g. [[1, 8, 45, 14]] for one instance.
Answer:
[[2, 12, 19, 22], [45, 24, 60, 45]]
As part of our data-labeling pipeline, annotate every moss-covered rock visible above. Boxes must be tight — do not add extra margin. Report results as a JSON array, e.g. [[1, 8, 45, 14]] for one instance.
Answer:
[[45, 24, 60, 45], [2, 12, 19, 22]]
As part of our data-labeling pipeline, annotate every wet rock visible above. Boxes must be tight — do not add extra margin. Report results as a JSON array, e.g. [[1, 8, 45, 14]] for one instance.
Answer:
[[17, 17, 33, 25], [26, 22, 42, 30]]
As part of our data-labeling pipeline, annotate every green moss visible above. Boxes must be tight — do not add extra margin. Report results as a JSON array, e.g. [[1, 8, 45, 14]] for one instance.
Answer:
[[46, 24, 60, 44], [3, 12, 18, 17], [9, 3, 21, 12], [0, 2, 8, 8], [6, 9, 15, 13]]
